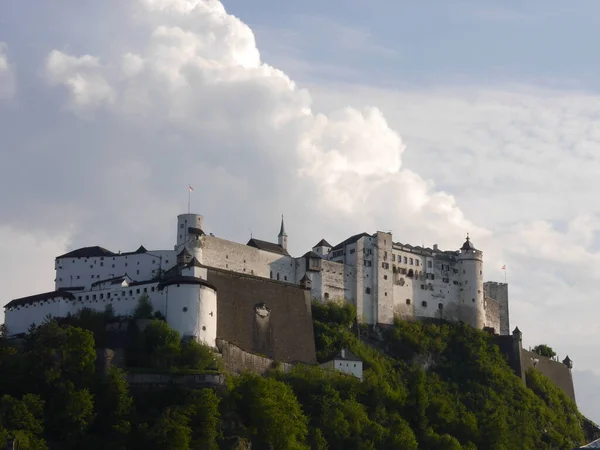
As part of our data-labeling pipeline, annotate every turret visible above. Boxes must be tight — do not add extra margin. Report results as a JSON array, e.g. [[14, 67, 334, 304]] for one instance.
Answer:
[[278, 215, 288, 251], [176, 213, 204, 263], [312, 239, 332, 258], [457, 235, 485, 329]]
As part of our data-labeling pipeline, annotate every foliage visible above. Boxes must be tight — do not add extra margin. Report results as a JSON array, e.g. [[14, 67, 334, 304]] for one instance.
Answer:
[[0, 303, 590, 449], [533, 344, 557, 358], [133, 294, 155, 319]]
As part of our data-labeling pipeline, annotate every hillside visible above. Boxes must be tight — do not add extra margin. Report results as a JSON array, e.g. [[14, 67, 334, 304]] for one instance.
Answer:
[[0, 302, 589, 449]]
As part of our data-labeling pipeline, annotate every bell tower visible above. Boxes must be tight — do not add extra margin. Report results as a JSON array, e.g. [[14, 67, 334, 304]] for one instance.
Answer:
[[278, 215, 288, 251]]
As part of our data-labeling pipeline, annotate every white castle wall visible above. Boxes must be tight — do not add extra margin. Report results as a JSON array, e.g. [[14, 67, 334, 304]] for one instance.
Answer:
[[163, 283, 217, 347], [55, 250, 175, 291], [5, 281, 217, 347]]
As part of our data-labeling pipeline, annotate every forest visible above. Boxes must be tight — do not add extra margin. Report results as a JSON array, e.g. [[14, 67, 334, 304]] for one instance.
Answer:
[[0, 299, 589, 449]]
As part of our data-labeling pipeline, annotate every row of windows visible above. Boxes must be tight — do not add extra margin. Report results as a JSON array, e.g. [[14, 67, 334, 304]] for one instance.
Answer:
[[76, 286, 156, 301]]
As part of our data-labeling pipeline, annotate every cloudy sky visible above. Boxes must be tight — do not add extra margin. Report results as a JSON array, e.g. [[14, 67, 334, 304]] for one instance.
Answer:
[[3, 0, 600, 420]]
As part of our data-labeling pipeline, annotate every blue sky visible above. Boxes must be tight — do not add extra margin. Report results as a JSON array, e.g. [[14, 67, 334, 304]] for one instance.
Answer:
[[224, 0, 600, 88], [2, 0, 600, 423]]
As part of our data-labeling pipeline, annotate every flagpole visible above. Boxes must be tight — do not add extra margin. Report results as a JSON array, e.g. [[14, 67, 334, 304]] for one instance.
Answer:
[[188, 186, 191, 214]]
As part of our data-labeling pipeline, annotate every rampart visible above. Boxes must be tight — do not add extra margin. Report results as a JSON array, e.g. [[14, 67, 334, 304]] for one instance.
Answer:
[[207, 267, 317, 364], [216, 339, 293, 375]]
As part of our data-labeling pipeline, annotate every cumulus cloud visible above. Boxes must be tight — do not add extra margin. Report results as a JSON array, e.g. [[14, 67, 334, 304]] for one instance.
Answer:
[[0, 43, 16, 99]]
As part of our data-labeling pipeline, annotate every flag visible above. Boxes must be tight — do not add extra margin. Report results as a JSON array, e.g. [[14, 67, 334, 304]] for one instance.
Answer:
[[189, 185, 194, 192], [501, 265, 506, 270]]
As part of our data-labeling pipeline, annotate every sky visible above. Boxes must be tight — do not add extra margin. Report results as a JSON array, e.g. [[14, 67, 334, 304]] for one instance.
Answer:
[[2, 0, 600, 421]]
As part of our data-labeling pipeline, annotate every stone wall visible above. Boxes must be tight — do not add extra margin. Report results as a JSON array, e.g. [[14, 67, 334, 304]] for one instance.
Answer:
[[216, 339, 292, 375], [202, 235, 295, 283], [521, 349, 576, 402], [207, 267, 317, 364], [484, 296, 500, 334], [126, 372, 225, 388], [494, 332, 576, 403]]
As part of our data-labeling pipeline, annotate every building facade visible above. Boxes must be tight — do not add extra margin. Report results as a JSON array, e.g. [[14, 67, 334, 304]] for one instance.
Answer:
[[3, 212, 510, 342]]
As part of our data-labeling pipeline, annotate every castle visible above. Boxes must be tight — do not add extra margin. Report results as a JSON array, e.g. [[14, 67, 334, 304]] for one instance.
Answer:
[[2, 213, 510, 345]]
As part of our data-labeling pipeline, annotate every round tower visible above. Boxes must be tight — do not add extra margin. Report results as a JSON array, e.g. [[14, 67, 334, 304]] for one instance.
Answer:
[[457, 235, 485, 329], [176, 214, 204, 262], [159, 278, 217, 347]]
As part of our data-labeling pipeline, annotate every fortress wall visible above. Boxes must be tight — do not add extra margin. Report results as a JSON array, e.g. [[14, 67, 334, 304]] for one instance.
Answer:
[[521, 349, 576, 402], [207, 267, 317, 364], [484, 296, 501, 334], [484, 282, 509, 335], [216, 339, 293, 375], [320, 260, 347, 301], [201, 235, 295, 282]]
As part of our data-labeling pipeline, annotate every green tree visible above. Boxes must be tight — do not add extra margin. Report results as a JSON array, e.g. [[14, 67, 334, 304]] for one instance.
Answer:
[[532, 344, 556, 358], [0, 394, 47, 450], [233, 374, 309, 449], [143, 320, 182, 370], [134, 294, 155, 319], [186, 389, 221, 450]]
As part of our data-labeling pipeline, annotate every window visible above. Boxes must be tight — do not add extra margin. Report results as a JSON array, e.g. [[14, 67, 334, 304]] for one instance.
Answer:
[[421, 284, 425, 289], [76, 275, 80, 279], [406, 299, 411, 305], [365, 287, 371, 294], [349, 249, 355, 254], [415, 260, 420, 266], [122, 291, 125, 297], [384, 292, 387, 296], [270, 271, 273, 279], [180, 224, 184, 229], [427, 261, 432, 268], [381, 262, 390, 269], [284, 275, 287, 281], [392, 254, 396, 261], [277, 273, 280, 280], [182, 307, 188, 312], [324, 293, 330, 300], [136, 270, 140, 275], [112, 264, 115, 268], [384, 251, 388, 259], [443, 278, 449, 283], [384, 275, 388, 280], [92, 295, 97, 300], [129, 290, 133, 296], [438, 303, 443, 310], [403, 256, 407, 263], [472, 298, 475, 303], [107, 293, 111, 299], [151, 287, 155, 292], [409, 258, 414, 265], [85, 295, 89, 300], [100, 293, 104, 299], [422, 301, 428, 307], [144, 288, 147, 293]]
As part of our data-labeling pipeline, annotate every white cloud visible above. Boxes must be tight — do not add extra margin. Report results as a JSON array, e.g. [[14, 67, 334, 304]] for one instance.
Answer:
[[0, 42, 16, 99]]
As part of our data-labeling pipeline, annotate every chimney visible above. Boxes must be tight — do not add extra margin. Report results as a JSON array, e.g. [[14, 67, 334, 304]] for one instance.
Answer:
[[341, 348, 346, 359]]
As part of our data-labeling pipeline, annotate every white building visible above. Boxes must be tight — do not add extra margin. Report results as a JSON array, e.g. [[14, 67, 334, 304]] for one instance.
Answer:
[[3, 212, 510, 343], [320, 348, 363, 380]]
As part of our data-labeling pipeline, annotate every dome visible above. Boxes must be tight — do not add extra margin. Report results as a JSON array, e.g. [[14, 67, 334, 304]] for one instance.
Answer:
[[461, 235, 476, 251]]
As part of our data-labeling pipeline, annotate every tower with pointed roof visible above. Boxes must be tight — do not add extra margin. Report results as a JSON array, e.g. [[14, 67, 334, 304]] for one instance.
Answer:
[[457, 234, 485, 330], [278, 215, 288, 251]]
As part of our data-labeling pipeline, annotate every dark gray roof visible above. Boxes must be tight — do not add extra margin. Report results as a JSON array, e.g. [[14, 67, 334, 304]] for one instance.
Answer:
[[246, 238, 289, 256], [302, 251, 322, 259], [177, 247, 192, 257], [157, 276, 216, 291], [56, 246, 115, 259], [186, 257, 203, 268], [331, 232, 371, 252], [326, 348, 362, 362], [461, 236, 476, 251], [313, 239, 331, 248], [188, 227, 204, 236], [5, 290, 75, 308]]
